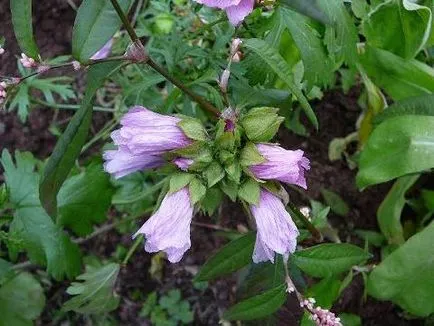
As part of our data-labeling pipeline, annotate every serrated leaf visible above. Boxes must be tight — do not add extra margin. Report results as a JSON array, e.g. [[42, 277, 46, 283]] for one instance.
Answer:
[[169, 173, 193, 193], [240, 142, 266, 166], [40, 62, 120, 217], [282, 7, 334, 88], [293, 243, 370, 278], [200, 187, 224, 216], [1, 150, 81, 280], [220, 178, 239, 201], [57, 163, 115, 237], [189, 178, 206, 205], [10, 0, 39, 58], [72, 0, 132, 61], [377, 175, 419, 245], [243, 38, 318, 129], [0, 272, 45, 326], [195, 233, 255, 281], [223, 284, 287, 321], [356, 116, 434, 188], [238, 179, 260, 205], [306, 277, 341, 309], [8, 83, 30, 122], [205, 162, 225, 187], [368, 222, 434, 316], [63, 263, 120, 314]]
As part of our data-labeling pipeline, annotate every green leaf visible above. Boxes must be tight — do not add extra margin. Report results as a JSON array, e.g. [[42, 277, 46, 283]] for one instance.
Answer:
[[374, 94, 434, 125], [362, 0, 432, 59], [377, 175, 419, 245], [339, 313, 362, 326], [0, 272, 45, 326], [189, 178, 206, 205], [280, 0, 330, 24], [0, 259, 13, 285], [282, 7, 334, 88], [200, 187, 224, 216], [356, 116, 434, 188], [223, 284, 287, 321], [293, 243, 370, 277], [195, 233, 255, 281], [318, 0, 358, 65], [72, 0, 132, 61], [240, 142, 266, 166], [354, 230, 386, 248], [1, 150, 81, 280], [177, 117, 208, 141], [241, 107, 284, 142], [220, 178, 239, 202], [238, 179, 260, 205], [306, 277, 341, 308], [320, 188, 350, 217], [169, 173, 193, 193], [63, 263, 121, 314], [57, 163, 115, 237], [360, 46, 434, 100], [205, 162, 225, 187], [243, 38, 318, 129], [10, 0, 39, 58], [8, 84, 30, 122], [368, 222, 434, 316], [40, 62, 120, 217]]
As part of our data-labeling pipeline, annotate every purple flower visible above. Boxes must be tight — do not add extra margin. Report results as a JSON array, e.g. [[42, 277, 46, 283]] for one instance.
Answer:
[[173, 157, 194, 171], [194, 0, 255, 26], [91, 39, 113, 60], [134, 187, 193, 263], [251, 189, 299, 263], [103, 106, 193, 179], [250, 144, 310, 189]]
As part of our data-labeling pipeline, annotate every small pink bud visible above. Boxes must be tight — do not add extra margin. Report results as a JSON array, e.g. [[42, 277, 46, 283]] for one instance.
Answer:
[[232, 52, 242, 63], [20, 53, 37, 68], [218, 69, 230, 93], [0, 47, 5, 55], [125, 41, 148, 63], [72, 61, 81, 71], [37, 65, 50, 74]]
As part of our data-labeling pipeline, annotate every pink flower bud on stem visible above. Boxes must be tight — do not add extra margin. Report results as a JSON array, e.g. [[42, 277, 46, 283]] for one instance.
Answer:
[[125, 41, 148, 63], [20, 53, 38, 68]]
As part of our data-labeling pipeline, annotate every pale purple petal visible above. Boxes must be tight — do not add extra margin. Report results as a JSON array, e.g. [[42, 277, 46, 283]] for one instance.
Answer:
[[110, 106, 192, 156], [173, 158, 194, 171], [251, 190, 299, 263], [91, 39, 113, 60], [225, 0, 255, 26], [103, 149, 164, 179], [194, 0, 241, 9], [134, 187, 193, 263], [250, 144, 310, 189]]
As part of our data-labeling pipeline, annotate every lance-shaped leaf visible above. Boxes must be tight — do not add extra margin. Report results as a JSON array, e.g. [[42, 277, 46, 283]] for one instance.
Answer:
[[63, 263, 121, 314], [10, 0, 40, 58], [280, 0, 330, 25], [40, 62, 120, 217], [72, 0, 132, 61], [243, 38, 318, 129], [1, 150, 81, 280]]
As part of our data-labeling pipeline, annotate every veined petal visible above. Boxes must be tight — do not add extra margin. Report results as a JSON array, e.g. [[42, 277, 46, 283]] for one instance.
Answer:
[[194, 0, 242, 9], [225, 0, 255, 26]]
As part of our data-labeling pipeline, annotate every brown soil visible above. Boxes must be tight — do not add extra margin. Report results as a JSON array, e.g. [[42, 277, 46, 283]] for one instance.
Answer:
[[0, 1, 425, 325]]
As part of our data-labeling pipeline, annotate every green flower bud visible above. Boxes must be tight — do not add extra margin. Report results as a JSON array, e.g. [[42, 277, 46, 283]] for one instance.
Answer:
[[240, 107, 284, 142]]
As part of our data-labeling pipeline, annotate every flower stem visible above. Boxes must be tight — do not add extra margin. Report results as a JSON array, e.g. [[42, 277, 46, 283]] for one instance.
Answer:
[[122, 235, 143, 266], [109, 0, 221, 117], [287, 201, 322, 241]]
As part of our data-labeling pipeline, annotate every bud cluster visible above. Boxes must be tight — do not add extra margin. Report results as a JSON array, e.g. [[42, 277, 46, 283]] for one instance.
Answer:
[[0, 81, 7, 104], [300, 298, 342, 326]]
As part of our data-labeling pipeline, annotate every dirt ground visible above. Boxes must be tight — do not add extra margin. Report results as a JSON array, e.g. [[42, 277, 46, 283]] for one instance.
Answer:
[[0, 1, 425, 325]]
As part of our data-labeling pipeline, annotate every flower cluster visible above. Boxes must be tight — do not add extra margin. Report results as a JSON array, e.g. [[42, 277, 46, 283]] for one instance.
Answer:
[[104, 104, 309, 264], [300, 298, 343, 326], [20, 53, 37, 68], [194, 0, 255, 26]]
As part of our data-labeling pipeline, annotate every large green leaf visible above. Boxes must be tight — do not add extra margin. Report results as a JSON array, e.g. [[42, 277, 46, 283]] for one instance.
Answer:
[[195, 233, 255, 281], [0, 272, 45, 326], [282, 8, 334, 88], [377, 175, 420, 245], [368, 222, 434, 316], [357, 115, 434, 188], [360, 46, 434, 100], [1, 150, 81, 280], [280, 0, 330, 25], [243, 38, 318, 129], [223, 284, 287, 321], [363, 0, 432, 59], [63, 263, 120, 314], [10, 0, 39, 59], [374, 94, 434, 125], [40, 62, 120, 217], [57, 163, 115, 237], [317, 0, 359, 65], [72, 0, 132, 61], [292, 243, 370, 278]]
